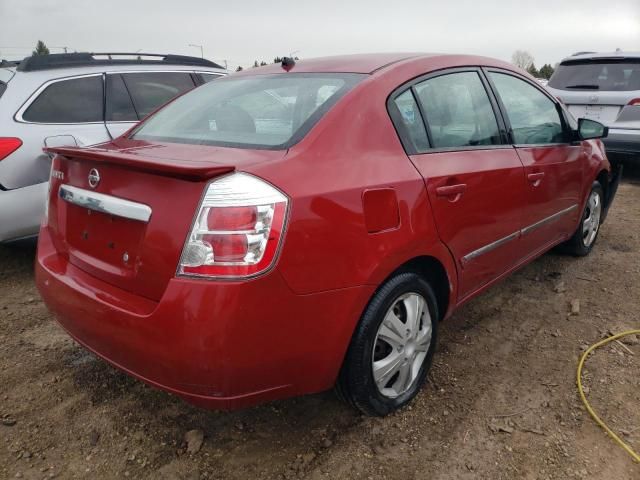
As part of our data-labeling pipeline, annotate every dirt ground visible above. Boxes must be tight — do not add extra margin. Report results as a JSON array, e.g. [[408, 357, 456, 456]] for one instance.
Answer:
[[1, 175, 639, 480]]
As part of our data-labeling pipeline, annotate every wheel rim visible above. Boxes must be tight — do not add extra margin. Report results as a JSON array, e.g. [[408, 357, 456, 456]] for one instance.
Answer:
[[582, 190, 602, 248], [372, 292, 432, 398]]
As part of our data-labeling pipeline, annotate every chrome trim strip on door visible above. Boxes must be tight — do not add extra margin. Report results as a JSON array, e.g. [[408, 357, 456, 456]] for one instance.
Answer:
[[462, 231, 520, 264], [462, 203, 579, 264], [521, 204, 579, 235], [59, 184, 152, 223]]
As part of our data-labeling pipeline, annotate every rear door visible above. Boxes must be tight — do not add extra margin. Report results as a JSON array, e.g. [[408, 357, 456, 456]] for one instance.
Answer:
[[105, 71, 198, 138], [390, 68, 529, 301], [486, 70, 583, 254]]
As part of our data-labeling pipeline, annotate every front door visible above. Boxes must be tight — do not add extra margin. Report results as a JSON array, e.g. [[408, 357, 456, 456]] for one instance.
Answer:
[[391, 69, 529, 301], [486, 70, 584, 255]]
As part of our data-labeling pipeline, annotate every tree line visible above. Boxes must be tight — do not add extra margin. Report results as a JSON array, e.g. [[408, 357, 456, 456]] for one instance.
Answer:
[[511, 49, 555, 79]]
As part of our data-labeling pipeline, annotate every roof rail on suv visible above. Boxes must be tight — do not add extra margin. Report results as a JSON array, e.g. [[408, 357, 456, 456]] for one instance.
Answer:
[[16, 53, 223, 72]]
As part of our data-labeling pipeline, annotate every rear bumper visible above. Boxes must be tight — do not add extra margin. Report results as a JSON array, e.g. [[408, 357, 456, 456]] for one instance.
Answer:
[[603, 128, 640, 163], [36, 226, 373, 409], [0, 182, 47, 243]]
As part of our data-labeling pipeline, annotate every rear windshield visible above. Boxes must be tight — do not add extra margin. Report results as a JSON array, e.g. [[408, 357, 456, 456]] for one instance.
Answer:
[[548, 59, 640, 91], [131, 73, 364, 149]]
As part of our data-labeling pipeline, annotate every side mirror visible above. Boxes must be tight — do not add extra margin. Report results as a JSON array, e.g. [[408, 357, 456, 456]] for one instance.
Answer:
[[577, 118, 608, 140]]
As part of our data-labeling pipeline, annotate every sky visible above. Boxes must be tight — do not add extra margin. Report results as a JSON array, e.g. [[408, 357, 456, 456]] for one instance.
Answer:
[[1, 0, 638, 70]]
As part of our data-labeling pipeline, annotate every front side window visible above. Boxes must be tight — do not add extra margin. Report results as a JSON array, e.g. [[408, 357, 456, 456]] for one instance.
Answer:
[[414, 71, 501, 149], [132, 73, 364, 149], [122, 72, 196, 119], [489, 72, 566, 145], [22, 75, 103, 123]]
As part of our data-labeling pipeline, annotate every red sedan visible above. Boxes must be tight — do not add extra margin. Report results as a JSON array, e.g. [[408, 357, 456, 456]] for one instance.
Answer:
[[36, 53, 620, 416]]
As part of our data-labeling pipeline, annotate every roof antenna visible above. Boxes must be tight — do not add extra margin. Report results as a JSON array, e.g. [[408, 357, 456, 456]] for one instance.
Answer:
[[281, 57, 295, 72]]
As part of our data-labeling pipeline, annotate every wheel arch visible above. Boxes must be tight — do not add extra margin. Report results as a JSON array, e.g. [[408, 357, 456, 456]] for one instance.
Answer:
[[382, 255, 453, 322], [596, 169, 609, 203]]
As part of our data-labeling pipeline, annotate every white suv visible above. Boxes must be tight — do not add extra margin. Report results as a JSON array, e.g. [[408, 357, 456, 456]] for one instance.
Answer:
[[547, 51, 640, 165], [0, 52, 226, 242]]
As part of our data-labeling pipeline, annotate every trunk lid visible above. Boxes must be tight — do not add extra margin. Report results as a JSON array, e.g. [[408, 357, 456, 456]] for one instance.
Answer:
[[46, 140, 285, 301]]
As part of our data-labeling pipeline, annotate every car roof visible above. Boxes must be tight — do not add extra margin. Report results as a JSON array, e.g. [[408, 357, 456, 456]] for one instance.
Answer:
[[234, 53, 432, 74], [233, 52, 519, 76], [233, 52, 520, 77], [5, 53, 227, 82], [561, 51, 640, 63]]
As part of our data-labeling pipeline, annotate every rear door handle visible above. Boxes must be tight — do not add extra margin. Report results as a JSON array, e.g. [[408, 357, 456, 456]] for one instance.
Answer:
[[436, 184, 467, 200], [527, 172, 545, 184]]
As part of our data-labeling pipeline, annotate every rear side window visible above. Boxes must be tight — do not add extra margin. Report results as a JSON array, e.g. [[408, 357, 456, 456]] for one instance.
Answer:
[[0, 82, 6, 100], [132, 73, 364, 149], [489, 72, 566, 145], [392, 90, 429, 151], [106, 74, 137, 122], [549, 60, 640, 91], [22, 75, 103, 123], [122, 72, 195, 119], [414, 71, 501, 149]]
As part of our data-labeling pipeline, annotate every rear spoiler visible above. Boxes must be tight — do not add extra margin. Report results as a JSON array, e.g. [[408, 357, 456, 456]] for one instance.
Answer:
[[45, 146, 235, 181]]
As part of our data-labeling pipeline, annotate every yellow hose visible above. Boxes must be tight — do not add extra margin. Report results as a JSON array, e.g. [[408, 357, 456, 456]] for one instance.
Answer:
[[577, 330, 640, 463]]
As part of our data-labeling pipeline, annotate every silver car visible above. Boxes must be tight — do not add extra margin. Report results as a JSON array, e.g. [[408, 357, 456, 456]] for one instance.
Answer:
[[0, 53, 226, 243], [547, 51, 640, 164]]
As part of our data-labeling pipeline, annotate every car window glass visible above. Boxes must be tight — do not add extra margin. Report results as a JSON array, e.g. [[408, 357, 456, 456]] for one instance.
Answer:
[[0, 82, 6, 100], [22, 75, 103, 123], [106, 74, 138, 122], [489, 72, 565, 144], [392, 89, 429, 151], [197, 73, 222, 83], [132, 73, 363, 149], [414, 72, 501, 148], [122, 72, 195, 119], [548, 60, 640, 91]]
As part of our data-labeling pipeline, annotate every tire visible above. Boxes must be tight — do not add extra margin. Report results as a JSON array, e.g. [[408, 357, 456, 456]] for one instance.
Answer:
[[336, 272, 439, 416], [560, 181, 604, 256]]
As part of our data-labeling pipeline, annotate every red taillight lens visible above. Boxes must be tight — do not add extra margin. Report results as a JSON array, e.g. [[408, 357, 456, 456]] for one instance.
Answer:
[[203, 233, 249, 262], [207, 206, 258, 231], [178, 173, 289, 279], [627, 98, 640, 106], [0, 137, 22, 161]]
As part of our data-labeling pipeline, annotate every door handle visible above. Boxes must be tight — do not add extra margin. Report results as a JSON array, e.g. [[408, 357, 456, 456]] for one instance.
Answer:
[[436, 184, 467, 200], [527, 172, 545, 184]]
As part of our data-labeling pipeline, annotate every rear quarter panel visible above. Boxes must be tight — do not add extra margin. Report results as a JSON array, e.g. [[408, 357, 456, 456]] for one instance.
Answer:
[[243, 72, 458, 312]]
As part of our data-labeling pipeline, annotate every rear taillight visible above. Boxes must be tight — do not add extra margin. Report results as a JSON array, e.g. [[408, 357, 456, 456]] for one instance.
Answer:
[[627, 98, 640, 106], [0, 137, 22, 161], [178, 172, 288, 279]]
